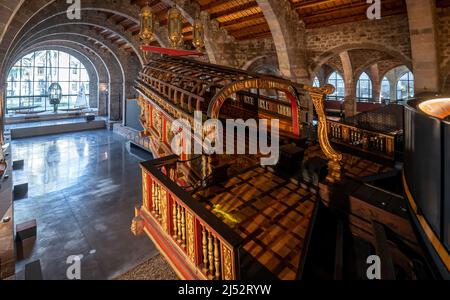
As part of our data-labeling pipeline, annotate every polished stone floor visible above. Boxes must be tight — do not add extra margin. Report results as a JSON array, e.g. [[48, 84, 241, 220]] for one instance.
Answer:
[[12, 129, 158, 280]]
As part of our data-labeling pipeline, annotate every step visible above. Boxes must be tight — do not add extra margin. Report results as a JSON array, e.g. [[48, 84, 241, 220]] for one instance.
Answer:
[[10, 119, 106, 139]]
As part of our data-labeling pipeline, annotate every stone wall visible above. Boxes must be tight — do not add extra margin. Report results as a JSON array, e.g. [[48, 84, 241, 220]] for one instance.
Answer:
[[306, 15, 412, 71], [214, 38, 277, 69], [437, 7, 450, 93]]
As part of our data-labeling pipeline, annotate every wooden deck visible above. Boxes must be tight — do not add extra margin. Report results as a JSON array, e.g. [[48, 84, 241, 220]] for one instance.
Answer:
[[194, 167, 317, 280], [192, 145, 394, 279], [304, 145, 394, 179]]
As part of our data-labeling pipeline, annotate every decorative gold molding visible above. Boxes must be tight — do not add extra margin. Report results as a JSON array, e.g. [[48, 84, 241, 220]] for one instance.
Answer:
[[131, 216, 144, 236], [222, 244, 234, 280], [309, 84, 343, 183], [186, 212, 196, 264], [160, 187, 168, 233]]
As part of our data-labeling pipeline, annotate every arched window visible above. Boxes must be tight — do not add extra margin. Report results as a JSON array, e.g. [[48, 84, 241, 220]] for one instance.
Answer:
[[380, 77, 391, 101], [356, 72, 373, 101], [313, 77, 320, 87], [6, 50, 90, 113], [397, 72, 414, 100], [327, 72, 345, 100]]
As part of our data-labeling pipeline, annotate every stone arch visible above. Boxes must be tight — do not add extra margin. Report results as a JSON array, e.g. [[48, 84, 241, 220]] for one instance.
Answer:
[[242, 56, 281, 76], [7, 12, 144, 66], [8, 45, 102, 110], [255, 0, 309, 82], [0, 0, 155, 84], [8, 38, 124, 119], [311, 43, 413, 77], [0, 0, 24, 42]]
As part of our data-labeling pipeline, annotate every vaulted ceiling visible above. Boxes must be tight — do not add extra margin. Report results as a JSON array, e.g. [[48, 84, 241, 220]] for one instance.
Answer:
[[137, 0, 406, 41], [1, 0, 450, 80]]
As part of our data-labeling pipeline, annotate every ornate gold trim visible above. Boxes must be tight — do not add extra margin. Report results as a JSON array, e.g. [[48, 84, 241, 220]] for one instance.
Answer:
[[221, 244, 234, 280], [207, 79, 301, 120], [186, 212, 196, 264], [131, 216, 144, 236], [309, 85, 343, 183]]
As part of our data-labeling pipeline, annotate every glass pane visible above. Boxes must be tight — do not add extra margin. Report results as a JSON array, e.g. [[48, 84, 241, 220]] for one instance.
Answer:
[[7, 67, 20, 82], [71, 68, 80, 81], [6, 50, 90, 112], [82, 82, 90, 92], [21, 80, 32, 97], [70, 56, 81, 69], [33, 96, 45, 109], [47, 68, 58, 82], [59, 68, 70, 82], [35, 51, 46, 67], [21, 66, 32, 81], [60, 82, 70, 95], [59, 52, 70, 68], [34, 66, 46, 82], [80, 68, 89, 81], [21, 54, 34, 67], [34, 80, 48, 96], [59, 96, 69, 108], [70, 82, 79, 95], [12, 59, 21, 68], [47, 50, 59, 68], [68, 96, 77, 109]]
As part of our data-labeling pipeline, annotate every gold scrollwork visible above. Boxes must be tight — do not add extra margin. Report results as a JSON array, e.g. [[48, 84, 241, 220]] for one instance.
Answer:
[[222, 245, 233, 280], [131, 216, 144, 236], [186, 212, 196, 264], [160, 187, 168, 233], [309, 86, 343, 183], [142, 171, 149, 209]]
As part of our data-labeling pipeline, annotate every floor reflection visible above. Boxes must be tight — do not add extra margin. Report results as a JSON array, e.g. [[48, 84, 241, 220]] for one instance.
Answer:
[[12, 130, 157, 280]]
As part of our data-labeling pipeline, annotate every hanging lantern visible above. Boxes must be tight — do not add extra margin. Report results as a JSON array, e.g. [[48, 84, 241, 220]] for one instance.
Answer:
[[139, 2, 155, 45], [168, 7, 183, 48], [192, 18, 204, 50]]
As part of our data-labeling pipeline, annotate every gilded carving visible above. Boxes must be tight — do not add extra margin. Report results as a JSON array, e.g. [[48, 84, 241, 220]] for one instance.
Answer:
[[186, 212, 196, 264], [160, 187, 168, 233], [222, 244, 233, 280], [309, 86, 343, 183], [131, 216, 144, 236], [142, 171, 149, 210]]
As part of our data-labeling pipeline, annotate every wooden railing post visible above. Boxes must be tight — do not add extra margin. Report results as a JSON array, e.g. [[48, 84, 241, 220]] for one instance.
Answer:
[[138, 158, 243, 280]]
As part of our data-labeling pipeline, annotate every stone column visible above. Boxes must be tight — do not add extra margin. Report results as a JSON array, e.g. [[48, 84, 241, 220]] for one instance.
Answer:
[[109, 82, 123, 121], [98, 82, 109, 117], [340, 52, 356, 117], [370, 64, 381, 102], [406, 0, 441, 94]]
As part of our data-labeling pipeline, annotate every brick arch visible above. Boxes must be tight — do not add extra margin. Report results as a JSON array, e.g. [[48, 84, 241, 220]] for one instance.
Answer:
[[6, 11, 144, 66], [0, 0, 155, 86], [9, 36, 128, 120], [242, 55, 281, 76], [311, 43, 413, 77], [0, 0, 24, 43], [1, 17, 139, 87], [6, 39, 124, 118], [8, 28, 134, 83]]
